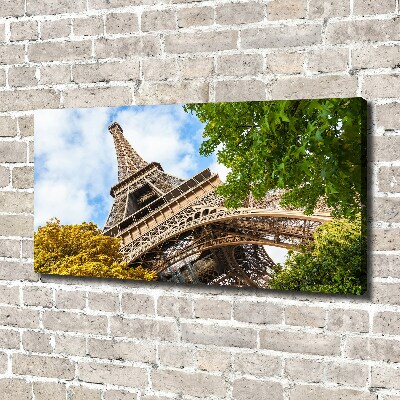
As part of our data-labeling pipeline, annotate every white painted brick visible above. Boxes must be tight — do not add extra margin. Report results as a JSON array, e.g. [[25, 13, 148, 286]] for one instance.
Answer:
[[0, 44, 26, 65], [232, 378, 284, 400], [13, 354, 75, 379], [0, 166, 10, 187], [56, 289, 86, 310], [89, 0, 145, 10], [241, 24, 322, 49], [271, 75, 358, 99], [307, 48, 349, 73], [216, 2, 265, 25], [352, 45, 400, 70], [152, 369, 227, 398], [40, 64, 72, 85], [216, 53, 263, 76], [12, 166, 34, 189], [371, 365, 400, 390], [29, 41, 92, 63], [0, 285, 20, 306], [10, 66, 38, 88], [43, 310, 108, 335], [120, 293, 155, 315], [104, 390, 137, 400], [26, 0, 87, 16], [142, 58, 177, 81], [110, 316, 179, 341], [0, 329, 20, 349], [55, 334, 87, 357], [327, 309, 369, 333], [74, 16, 104, 37], [21, 240, 33, 258], [196, 348, 231, 372], [136, 81, 209, 104], [158, 343, 194, 368], [178, 57, 213, 79], [0, 69, 6, 87], [285, 305, 326, 328], [33, 382, 67, 400], [260, 329, 341, 356], [372, 254, 400, 278], [181, 322, 257, 348], [0, 24, 5, 43], [0, 379, 32, 400], [290, 385, 375, 400], [23, 286, 53, 308], [234, 301, 283, 324], [79, 362, 148, 388], [10, 21, 38, 42], [157, 295, 192, 318], [141, 10, 176, 32], [325, 19, 399, 44], [40, 19, 71, 40], [0, 2, 398, 399], [0, 116, 18, 137], [267, 0, 306, 20], [70, 386, 102, 400], [0, 239, 20, 258], [95, 36, 161, 59], [22, 330, 53, 353], [234, 352, 281, 377], [73, 60, 140, 83], [0, 215, 33, 237], [63, 86, 132, 108], [285, 358, 325, 382], [363, 74, 400, 99], [373, 311, 400, 336], [0, 261, 38, 281], [215, 79, 266, 102], [177, 6, 214, 28], [87, 291, 119, 312], [165, 30, 238, 54], [346, 336, 400, 363], [325, 361, 369, 387], [106, 13, 138, 34], [308, 0, 350, 18], [18, 115, 34, 137], [0, 89, 60, 112], [369, 135, 400, 162], [194, 298, 231, 320], [0, 0, 25, 18], [353, 0, 396, 16], [88, 337, 156, 363]]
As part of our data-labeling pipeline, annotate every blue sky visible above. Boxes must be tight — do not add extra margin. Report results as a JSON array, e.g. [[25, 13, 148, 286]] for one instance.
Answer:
[[34, 104, 288, 264]]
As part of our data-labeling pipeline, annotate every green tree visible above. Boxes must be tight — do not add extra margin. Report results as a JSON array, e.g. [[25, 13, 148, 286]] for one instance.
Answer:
[[34, 219, 156, 281], [268, 216, 367, 295], [184, 98, 367, 218]]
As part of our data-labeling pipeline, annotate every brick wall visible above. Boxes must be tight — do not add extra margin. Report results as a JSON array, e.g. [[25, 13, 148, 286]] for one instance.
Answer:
[[0, 0, 399, 399]]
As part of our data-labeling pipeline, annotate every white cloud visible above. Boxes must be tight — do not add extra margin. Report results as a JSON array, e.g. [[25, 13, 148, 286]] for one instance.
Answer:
[[35, 181, 92, 225], [264, 245, 289, 265], [209, 156, 230, 182], [34, 107, 116, 229]]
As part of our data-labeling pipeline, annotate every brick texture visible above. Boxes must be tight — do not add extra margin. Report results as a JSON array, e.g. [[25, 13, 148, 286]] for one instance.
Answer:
[[0, 2, 397, 399]]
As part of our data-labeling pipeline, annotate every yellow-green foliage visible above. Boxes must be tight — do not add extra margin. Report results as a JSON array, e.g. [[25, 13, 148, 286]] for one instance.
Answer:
[[268, 215, 367, 295], [34, 218, 156, 281]]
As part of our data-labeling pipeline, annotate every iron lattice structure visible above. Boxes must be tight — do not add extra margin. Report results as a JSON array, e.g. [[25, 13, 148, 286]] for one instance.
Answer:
[[104, 122, 332, 288]]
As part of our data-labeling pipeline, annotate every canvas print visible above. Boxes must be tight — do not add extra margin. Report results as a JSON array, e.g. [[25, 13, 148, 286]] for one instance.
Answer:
[[34, 98, 367, 294]]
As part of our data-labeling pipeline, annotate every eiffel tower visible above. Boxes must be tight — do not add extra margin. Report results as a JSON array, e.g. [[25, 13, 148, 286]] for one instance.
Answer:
[[103, 122, 332, 288]]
